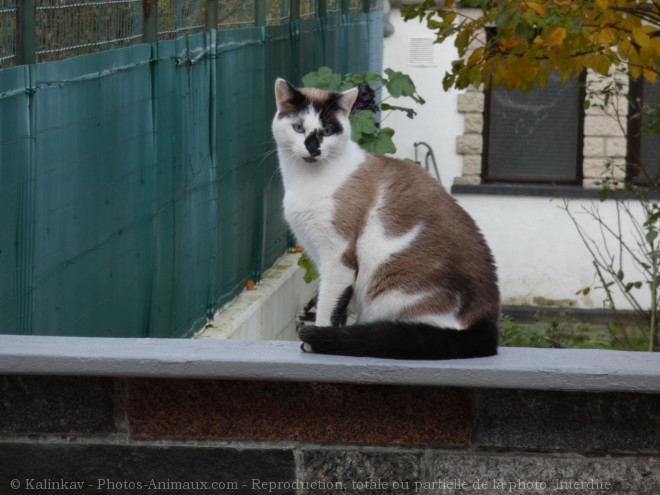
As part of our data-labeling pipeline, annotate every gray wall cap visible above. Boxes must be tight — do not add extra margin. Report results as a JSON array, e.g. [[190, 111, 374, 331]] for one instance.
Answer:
[[1, 336, 659, 392]]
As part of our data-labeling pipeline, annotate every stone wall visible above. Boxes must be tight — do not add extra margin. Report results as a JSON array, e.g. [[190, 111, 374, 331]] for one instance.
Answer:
[[1, 374, 659, 494]]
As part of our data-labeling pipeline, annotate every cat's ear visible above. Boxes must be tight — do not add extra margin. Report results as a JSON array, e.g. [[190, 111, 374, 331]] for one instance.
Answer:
[[274, 78, 299, 113], [338, 87, 359, 115]]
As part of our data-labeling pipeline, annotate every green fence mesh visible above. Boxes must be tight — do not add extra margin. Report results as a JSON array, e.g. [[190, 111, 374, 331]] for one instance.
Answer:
[[0, 8, 383, 337]]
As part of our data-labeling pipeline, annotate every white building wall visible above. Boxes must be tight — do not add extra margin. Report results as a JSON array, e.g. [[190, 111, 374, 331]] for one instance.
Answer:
[[383, 8, 649, 311], [382, 8, 464, 186]]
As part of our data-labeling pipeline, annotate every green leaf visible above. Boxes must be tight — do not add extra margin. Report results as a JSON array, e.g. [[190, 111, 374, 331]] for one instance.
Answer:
[[383, 68, 417, 98], [344, 71, 383, 89], [381, 102, 417, 119], [646, 229, 658, 244], [301, 67, 342, 91], [297, 252, 319, 283], [349, 111, 378, 141], [616, 269, 624, 281], [358, 127, 396, 155]]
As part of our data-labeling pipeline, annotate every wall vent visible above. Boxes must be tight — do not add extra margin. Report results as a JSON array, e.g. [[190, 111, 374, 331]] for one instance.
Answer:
[[408, 36, 436, 67]]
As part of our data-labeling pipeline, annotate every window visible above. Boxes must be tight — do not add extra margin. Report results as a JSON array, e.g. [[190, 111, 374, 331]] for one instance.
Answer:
[[483, 71, 585, 184], [627, 77, 660, 183]]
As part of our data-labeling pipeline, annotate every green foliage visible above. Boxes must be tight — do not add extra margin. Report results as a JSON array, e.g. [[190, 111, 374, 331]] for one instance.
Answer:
[[302, 66, 424, 154], [349, 110, 378, 141], [357, 127, 396, 155], [297, 252, 319, 284], [301, 66, 343, 91], [499, 312, 649, 351], [403, 0, 660, 92]]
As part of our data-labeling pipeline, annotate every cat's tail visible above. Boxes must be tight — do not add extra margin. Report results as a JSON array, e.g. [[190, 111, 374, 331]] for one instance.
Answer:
[[298, 319, 498, 360]]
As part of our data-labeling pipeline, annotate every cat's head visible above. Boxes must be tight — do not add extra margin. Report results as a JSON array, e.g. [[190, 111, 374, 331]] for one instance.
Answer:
[[272, 78, 358, 164]]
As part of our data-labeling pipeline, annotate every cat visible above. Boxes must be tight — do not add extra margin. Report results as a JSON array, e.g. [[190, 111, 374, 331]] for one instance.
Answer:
[[272, 78, 500, 359]]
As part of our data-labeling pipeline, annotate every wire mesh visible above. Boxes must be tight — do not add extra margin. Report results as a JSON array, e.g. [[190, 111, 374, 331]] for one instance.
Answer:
[[326, 0, 341, 14], [217, 1, 253, 29], [300, 0, 316, 19], [266, 0, 289, 25], [159, 0, 205, 39], [1, 0, 376, 66], [35, 0, 143, 62], [0, 0, 16, 67]]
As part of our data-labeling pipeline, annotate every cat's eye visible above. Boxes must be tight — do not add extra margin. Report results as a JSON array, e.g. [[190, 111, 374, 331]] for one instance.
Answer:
[[292, 123, 305, 134], [321, 126, 334, 137]]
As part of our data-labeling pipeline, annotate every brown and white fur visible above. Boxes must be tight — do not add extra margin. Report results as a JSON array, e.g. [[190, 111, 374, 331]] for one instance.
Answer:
[[272, 78, 500, 359]]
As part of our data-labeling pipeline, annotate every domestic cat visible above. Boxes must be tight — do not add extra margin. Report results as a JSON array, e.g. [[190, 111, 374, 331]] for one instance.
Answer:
[[272, 78, 500, 359]]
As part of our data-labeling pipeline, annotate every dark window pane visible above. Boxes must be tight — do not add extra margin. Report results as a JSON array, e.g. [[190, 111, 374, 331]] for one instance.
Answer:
[[485, 72, 582, 183], [640, 81, 660, 179]]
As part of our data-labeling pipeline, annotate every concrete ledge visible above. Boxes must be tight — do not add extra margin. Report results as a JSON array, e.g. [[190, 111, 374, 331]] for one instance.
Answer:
[[197, 252, 318, 341], [0, 336, 658, 392]]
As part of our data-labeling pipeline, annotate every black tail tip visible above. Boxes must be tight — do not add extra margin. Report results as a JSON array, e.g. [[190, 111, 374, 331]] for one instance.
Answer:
[[299, 325, 317, 353]]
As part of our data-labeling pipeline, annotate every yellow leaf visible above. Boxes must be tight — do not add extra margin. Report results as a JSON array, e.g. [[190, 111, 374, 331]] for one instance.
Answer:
[[640, 45, 655, 65], [441, 10, 457, 24], [619, 37, 633, 58], [633, 26, 651, 48], [468, 47, 485, 65], [651, 37, 660, 58], [499, 37, 520, 50], [521, 64, 538, 83], [521, 2, 545, 15], [587, 53, 610, 75], [505, 66, 519, 89], [621, 16, 639, 33], [595, 0, 608, 9], [629, 62, 642, 80], [545, 27, 567, 48], [589, 27, 616, 46], [643, 69, 658, 83]]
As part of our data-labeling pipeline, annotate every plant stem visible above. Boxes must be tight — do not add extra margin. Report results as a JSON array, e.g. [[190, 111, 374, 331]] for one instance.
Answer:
[[650, 245, 658, 352]]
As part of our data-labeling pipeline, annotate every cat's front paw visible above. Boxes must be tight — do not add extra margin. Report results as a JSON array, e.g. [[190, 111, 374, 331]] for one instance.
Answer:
[[300, 342, 314, 353]]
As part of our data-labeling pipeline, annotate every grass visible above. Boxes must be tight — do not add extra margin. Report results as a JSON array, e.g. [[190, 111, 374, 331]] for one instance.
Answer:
[[499, 310, 650, 351]]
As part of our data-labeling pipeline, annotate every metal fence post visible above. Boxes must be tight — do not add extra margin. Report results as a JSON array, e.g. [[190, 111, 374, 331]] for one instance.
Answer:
[[317, 0, 327, 17], [206, 0, 218, 30], [143, 0, 158, 43], [290, 0, 300, 21], [255, 0, 266, 26], [17, 0, 36, 64]]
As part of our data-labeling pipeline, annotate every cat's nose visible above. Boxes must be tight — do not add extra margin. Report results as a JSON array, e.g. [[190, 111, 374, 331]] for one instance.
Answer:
[[304, 134, 321, 157]]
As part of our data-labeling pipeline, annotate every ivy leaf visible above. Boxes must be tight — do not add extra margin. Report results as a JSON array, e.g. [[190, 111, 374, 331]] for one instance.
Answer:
[[358, 128, 396, 155], [301, 67, 342, 91], [349, 111, 378, 142], [381, 102, 417, 119]]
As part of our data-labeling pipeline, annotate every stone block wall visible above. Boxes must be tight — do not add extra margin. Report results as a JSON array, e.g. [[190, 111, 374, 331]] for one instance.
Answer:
[[1, 375, 659, 494]]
